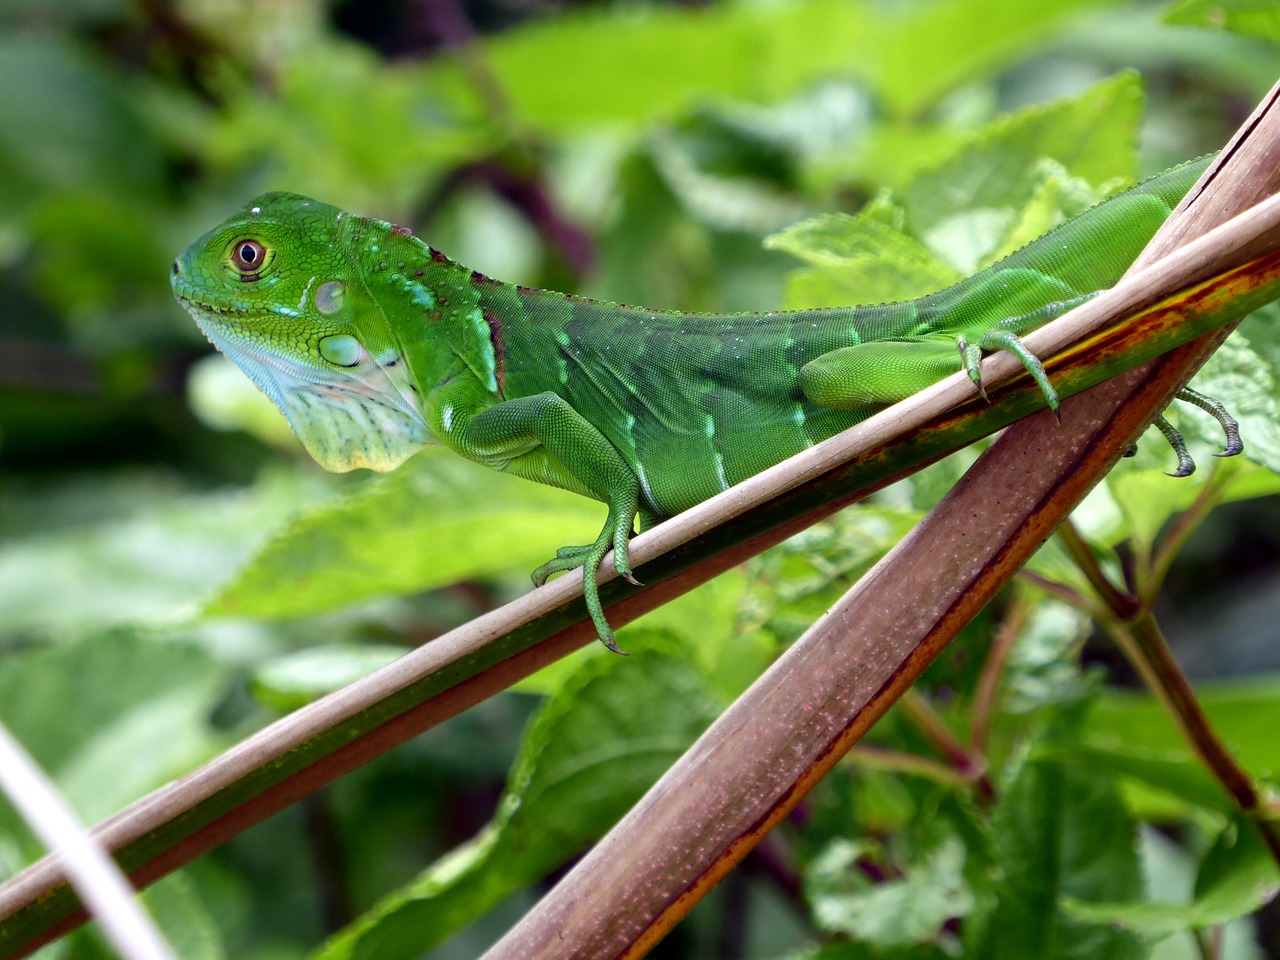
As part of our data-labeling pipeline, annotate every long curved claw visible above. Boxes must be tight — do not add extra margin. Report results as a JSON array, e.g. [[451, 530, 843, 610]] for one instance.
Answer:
[[956, 335, 990, 403], [1175, 387, 1243, 458], [579, 529, 628, 655], [612, 519, 643, 587], [1152, 415, 1196, 478]]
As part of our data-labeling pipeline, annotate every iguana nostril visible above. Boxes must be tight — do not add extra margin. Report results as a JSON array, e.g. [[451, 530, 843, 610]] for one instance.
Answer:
[[171, 259, 182, 278]]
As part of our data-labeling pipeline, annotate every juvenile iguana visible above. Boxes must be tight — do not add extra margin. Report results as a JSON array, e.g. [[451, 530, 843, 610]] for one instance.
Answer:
[[172, 157, 1238, 651]]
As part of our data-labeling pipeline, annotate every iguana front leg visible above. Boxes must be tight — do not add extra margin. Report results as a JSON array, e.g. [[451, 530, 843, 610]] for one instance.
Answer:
[[446, 391, 642, 653]]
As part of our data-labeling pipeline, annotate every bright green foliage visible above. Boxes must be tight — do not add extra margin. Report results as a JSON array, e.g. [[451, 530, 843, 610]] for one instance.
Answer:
[[980, 756, 1146, 958], [311, 634, 723, 960], [1165, 0, 1280, 43], [6, 1, 1280, 959], [1064, 815, 1280, 939], [806, 836, 976, 946], [206, 453, 600, 620]]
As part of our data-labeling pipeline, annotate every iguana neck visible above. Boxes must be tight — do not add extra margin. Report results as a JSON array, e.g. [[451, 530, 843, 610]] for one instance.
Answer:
[[344, 213, 508, 406]]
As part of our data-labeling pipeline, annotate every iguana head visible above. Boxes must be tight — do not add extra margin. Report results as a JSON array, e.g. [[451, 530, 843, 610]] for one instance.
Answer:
[[172, 192, 431, 472]]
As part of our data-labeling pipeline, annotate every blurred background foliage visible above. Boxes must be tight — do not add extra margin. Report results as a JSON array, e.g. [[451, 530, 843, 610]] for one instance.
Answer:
[[3, 0, 1280, 958]]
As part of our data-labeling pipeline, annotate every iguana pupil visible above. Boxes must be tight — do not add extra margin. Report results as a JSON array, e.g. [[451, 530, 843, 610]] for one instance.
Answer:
[[232, 240, 264, 271]]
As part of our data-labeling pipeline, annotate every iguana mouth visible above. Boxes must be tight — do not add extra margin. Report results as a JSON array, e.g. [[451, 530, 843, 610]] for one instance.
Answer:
[[178, 300, 432, 472], [172, 275, 259, 315]]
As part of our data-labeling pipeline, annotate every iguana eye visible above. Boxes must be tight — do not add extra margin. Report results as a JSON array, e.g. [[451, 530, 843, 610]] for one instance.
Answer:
[[230, 239, 267, 274]]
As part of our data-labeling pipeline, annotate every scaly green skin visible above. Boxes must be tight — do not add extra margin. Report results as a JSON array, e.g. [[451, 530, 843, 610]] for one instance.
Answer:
[[172, 158, 1211, 650]]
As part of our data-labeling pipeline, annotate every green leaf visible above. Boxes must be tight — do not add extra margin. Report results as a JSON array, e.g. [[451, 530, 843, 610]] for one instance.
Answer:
[[984, 159, 1113, 262], [212, 39, 487, 214], [1063, 815, 1280, 938], [1165, 0, 1280, 44], [250, 645, 409, 712], [311, 633, 724, 960], [1000, 598, 1095, 715], [1044, 740, 1230, 817], [902, 72, 1142, 271], [771, 73, 1142, 309], [0, 630, 229, 832], [977, 757, 1145, 959], [1084, 678, 1280, 781], [26, 191, 175, 339], [204, 451, 602, 620], [457, 0, 1120, 128], [767, 202, 962, 308], [648, 123, 806, 233], [142, 873, 227, 960], [0, 468, 331, 638], [0, 35, 162, 222], [806, 836, 975, 946], [1104, 460, 1280, 565]]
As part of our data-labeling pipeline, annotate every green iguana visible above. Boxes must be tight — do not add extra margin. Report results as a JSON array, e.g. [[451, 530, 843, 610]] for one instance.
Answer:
[[172, 157, 1239, 651]]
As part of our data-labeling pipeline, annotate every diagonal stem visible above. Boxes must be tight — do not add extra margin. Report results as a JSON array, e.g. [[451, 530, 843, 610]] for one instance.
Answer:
[[1057, 518, 1138, 619], [1108, 615, 1280, 866]]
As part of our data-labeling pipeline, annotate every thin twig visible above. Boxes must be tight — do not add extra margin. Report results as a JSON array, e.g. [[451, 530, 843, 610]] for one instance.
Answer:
[[1057, 519, 1137, 620], [0, 722, 176, 960], [1109, 617, 1280, 865], [971, 592, 1031, 757], [1056, 467, 1280, 863], [1145, 459, 1234, 603], [1017, 570, 1111, 621], [899, 692, 994, 801], [845, 745, 977, 789]]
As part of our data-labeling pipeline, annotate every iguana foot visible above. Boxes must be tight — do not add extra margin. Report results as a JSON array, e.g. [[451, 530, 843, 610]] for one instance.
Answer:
[[975, 329, 1061, 422], [956, 336, 989, 403], [1176, 387, 1243, 458], [957, 332, 1061, 423], [530, 506, 640, 653], [1133, 389, 1243, 477]]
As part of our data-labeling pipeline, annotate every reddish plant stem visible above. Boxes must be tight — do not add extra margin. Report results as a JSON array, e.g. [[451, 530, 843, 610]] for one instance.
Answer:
[[1058, 510, 1280, 866], [899, 692, 994, 802], [970, 593, 1031, 758]]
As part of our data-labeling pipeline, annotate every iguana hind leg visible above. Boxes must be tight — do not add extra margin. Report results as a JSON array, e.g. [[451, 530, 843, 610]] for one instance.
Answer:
[[961, 293, 1101, 417], [799, 338, 961, 411]]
